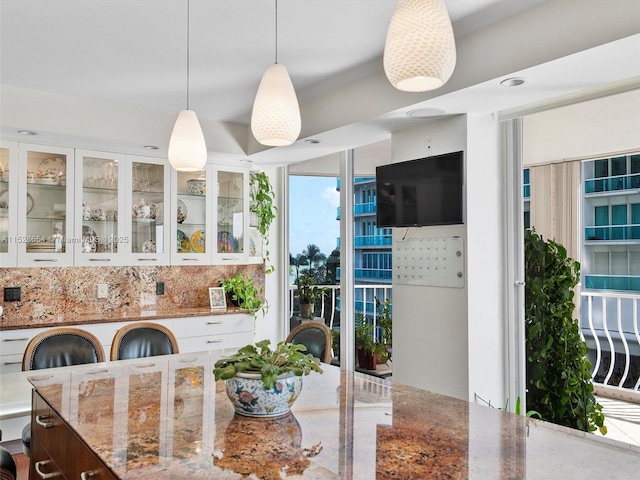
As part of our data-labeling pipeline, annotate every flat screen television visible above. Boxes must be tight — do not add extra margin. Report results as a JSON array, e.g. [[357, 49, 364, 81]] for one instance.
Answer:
[[376, 151, 464, 227]]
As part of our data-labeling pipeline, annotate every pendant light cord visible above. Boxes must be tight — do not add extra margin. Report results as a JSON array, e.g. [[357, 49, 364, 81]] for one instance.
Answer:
[[186, 0, 191, 109], [274, 0, 278, 64]]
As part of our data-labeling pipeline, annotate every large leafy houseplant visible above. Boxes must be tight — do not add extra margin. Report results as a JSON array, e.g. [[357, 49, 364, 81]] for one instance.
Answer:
[[249, 170, 276, 273], [220, 273, 267, 319], [524, 229, 606, 434], [213, 339, 323, 389]]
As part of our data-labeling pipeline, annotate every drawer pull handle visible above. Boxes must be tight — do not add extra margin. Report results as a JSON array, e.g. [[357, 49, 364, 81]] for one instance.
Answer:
[[34, 259, 59, 262], [137, 258, 158, 261], [207, 339, 224, 344], [206, 321, 224, 325], [182, 258, 199, 261], [36, 414, 53, 428], [87, 369, 109, 375], [135, 363, 156, 369], [35, 460, 60, 478], [89, 258, 111, 262], [81, 471, 96, 480], [3, 361, 22, 365], [3, 337, 29, 342]]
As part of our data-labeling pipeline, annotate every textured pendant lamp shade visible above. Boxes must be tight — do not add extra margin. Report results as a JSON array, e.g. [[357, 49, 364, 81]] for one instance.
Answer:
[[168, 109, 207, 171], [383, 0, 456, 92], [251, 63, 301, 146]]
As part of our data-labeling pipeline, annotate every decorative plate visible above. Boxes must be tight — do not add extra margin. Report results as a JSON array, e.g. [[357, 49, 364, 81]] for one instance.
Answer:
[[142, 240, 156, 253], [38, 157, 66, 176], [177, 199, 188, 224], [190, 230, 205, 253], [82, 225, 98, 253], [217, 231, 238, 253], [177, 230, 191, 253], [0, 191, 34, 214]]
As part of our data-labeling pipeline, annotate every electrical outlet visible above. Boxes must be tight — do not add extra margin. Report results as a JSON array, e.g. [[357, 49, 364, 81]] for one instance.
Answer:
[[156, 282, 165, 295], [97, 283, 109, 298], [3, 287, 21, 302]]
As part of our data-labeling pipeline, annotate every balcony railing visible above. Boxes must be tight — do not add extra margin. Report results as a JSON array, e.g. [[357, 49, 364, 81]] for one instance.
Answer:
[[288, 284, 392, 334], [580, 291, 640, 391], [584, 275, 640, 292], [354, 235, 392, 247], [584, 172, 640, 194], [585, 224, 640, 241]]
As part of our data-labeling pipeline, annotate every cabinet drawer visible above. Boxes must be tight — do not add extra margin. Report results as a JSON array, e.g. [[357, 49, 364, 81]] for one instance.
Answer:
[[174, 315, 253, 338], [179, 331, 254, 352], [30, 437, 65, 480], [0, 353, 24, 374], [0, 328, 47, 355]]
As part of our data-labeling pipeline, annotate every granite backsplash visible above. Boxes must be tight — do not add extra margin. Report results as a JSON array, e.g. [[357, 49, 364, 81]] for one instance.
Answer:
[[0, 264, 264, 328]]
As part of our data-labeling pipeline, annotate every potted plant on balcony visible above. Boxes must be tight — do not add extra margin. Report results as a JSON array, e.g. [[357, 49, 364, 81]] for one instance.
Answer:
[[213, 339, 323, 417], [354, 313, 389, 371], [524, 228, 606, 434], [296, 273, 325, 320], [220, 273, 267, 319]]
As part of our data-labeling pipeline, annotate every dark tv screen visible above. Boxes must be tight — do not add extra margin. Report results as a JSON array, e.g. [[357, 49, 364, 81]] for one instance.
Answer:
[[376, 151, 464, 227]]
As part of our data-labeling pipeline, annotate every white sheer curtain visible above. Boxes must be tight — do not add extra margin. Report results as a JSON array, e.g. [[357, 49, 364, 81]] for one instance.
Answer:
[[530, 160, 582, 262]]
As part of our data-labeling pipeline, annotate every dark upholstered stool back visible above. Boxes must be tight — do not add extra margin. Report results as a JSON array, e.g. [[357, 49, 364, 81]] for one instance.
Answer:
[[22, 328, 105, 371], [0, 445, 16, 480], [286, 322, 333, 364], [110, 322, 179, 361]]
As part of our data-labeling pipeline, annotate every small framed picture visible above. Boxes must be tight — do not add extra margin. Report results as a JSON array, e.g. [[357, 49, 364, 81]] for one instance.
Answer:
[[209, 287, 227, 310]]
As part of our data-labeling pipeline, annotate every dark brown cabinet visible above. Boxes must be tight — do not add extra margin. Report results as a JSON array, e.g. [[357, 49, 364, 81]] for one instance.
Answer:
[[30, 390, 117, 480]]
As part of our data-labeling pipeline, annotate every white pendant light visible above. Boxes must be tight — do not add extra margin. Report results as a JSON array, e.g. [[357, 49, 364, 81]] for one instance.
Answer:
[[168, 0, 207, 171], [383, 0, 457, 92], [251, 0, 301, 146]]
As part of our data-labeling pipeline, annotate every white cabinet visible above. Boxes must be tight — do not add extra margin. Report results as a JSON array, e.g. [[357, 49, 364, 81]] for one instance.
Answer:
[[0, 315, 253, 374], [170, 165, 213, 264], [0, 140, 18, 266], [213, 165, 250, 264], [74, 150, 127, 265], [17, 144, 75, 266], [126, 155, 171, 265]]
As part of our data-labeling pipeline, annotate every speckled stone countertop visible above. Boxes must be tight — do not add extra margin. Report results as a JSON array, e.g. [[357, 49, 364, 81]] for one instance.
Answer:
[[0, 306, 248, 330], [29, 352, 640, 479]]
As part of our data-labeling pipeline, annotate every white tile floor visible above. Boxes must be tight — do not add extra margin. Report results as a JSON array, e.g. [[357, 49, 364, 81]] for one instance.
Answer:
[[595, 396, 640, 446]]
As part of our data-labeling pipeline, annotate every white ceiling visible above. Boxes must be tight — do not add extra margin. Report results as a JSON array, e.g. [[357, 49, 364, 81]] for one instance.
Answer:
[[1, 0, 639, 167]]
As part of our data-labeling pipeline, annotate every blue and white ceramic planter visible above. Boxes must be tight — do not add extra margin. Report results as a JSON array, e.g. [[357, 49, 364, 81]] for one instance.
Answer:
[[224, 372, 303, 417]]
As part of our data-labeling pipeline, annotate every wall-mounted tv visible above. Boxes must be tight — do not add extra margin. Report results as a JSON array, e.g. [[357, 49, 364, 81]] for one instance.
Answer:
[[376, 151, 464, 227]]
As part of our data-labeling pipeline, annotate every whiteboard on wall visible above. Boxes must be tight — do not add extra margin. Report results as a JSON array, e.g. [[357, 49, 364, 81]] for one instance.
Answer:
[[393, 236, 464, 288]]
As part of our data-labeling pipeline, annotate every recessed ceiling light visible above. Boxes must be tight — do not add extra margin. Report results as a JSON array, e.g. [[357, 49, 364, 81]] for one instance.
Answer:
[[500, 77, 526, 87], [18, 130, 37, 135], [406, 108, 447, 118], [143, 145, 159, 150], [240, 158, 253, 163], [304, 139, 320, 144]]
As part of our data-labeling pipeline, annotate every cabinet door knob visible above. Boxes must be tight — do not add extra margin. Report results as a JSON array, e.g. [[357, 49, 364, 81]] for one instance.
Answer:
[[34, 460, 61, 478]]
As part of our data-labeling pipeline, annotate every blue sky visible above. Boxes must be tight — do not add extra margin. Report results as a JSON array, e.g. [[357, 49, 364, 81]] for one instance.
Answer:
[[289, 176, 340, 258]]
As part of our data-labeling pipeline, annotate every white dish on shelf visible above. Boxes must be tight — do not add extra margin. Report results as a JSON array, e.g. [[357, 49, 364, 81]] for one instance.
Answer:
[[38, 157, 66, 176], [177, 199, 188, 224], [0, 191, 34, 214]]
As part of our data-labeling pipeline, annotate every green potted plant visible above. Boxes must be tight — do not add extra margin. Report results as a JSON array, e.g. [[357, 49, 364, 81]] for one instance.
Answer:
[[249, 170, 277, 274], [524, 229, 606, 434], [220, 273, 267, 319], [354, 313, 389, 370], [296, 273, 325, 319], [375, 296, 392, 363], [213, 339, 323, 417]]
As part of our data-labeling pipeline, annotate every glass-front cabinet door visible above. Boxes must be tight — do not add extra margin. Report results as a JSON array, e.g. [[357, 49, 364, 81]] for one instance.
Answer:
[[214, 166, 248, 262], [127, 155, 170, 265], [74, 150, 126, 266], [171, 166, 212, 264], [18, 144, 75, 266], [0, 141, 18, 266]]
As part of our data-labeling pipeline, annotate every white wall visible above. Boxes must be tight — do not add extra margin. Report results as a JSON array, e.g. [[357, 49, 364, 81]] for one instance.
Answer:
[[391, 114, 506, 404]]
